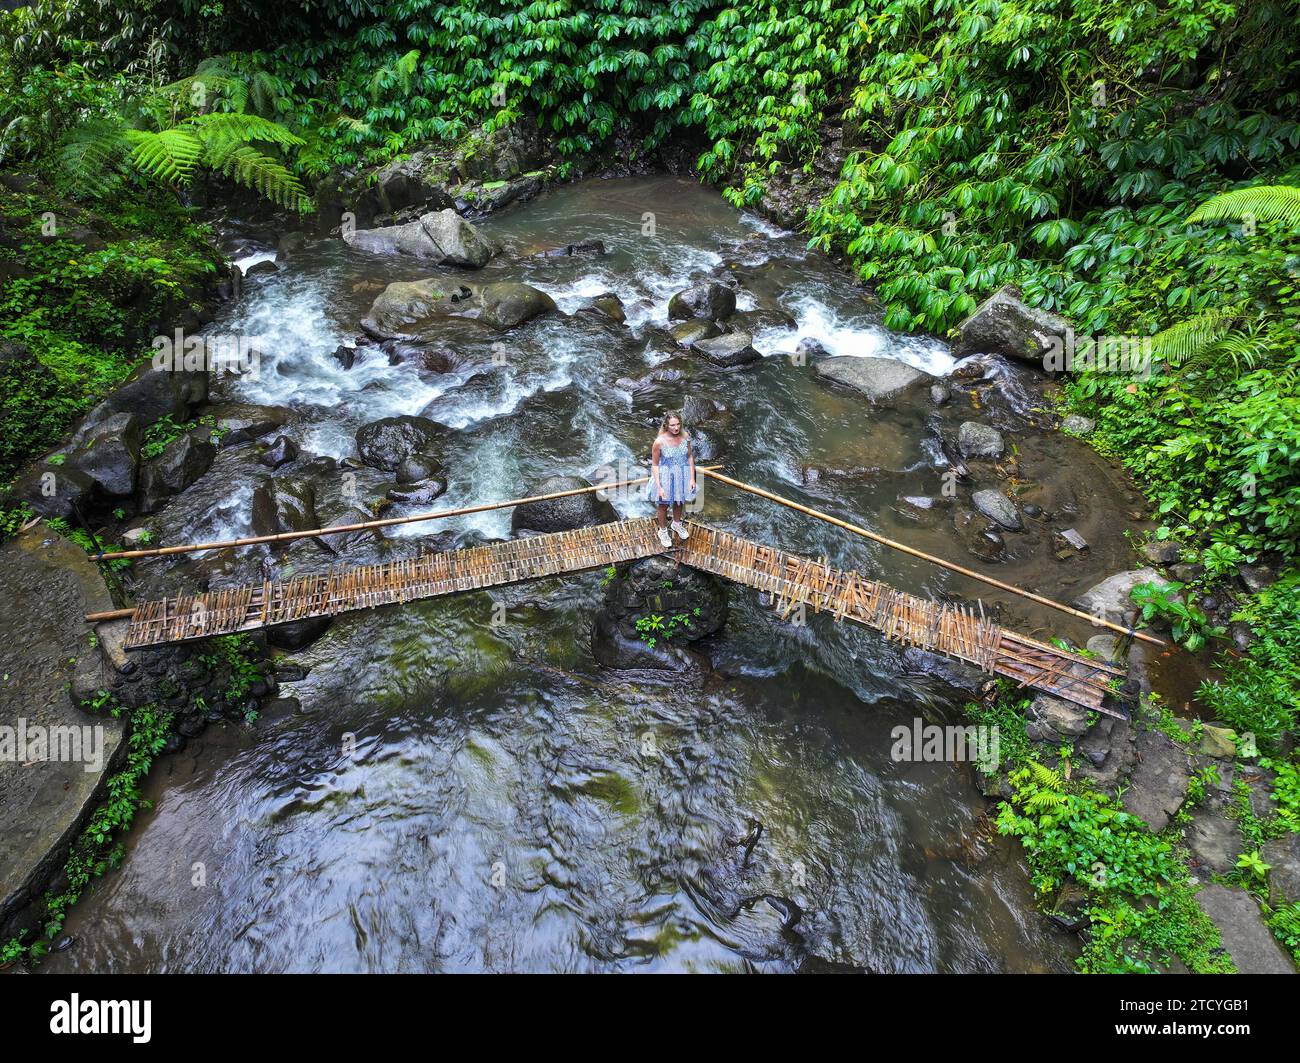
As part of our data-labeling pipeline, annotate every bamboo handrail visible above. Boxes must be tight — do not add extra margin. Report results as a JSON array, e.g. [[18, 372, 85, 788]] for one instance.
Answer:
[[87, 466, 723, 563], [695, 467, 1166, 647]]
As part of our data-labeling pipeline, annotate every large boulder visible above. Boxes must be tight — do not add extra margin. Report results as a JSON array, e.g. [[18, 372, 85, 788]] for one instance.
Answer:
[[343, 208, 496, 267], [953, 284, 1071, 366], [203, 403, 291, 447], [815, 356, 933, 401], [510, 475, 617, 534], [360, 279, 554, 339], [355, 415, 445, 473], [75, 356, 208, 438], [1074, 568, 1172, 627], [971, 488, 1022, 531], [592, 555, 727, 671], [690, 331, 759, 368], [70, 412, 141, 499], [136, 432, 217, 513], [668, 282, 736, 322], [250, 476, 318, 537]]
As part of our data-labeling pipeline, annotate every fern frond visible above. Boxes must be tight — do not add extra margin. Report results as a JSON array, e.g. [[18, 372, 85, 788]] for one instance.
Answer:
[[1028, 760, 1063, 791], [185, 112, 304, 151], [124, 127, 203, 185], [1189, 185, 1300, 228], [210, 143, 311, 212], [1149, 308, 1239, 366], [1025, 790, 1068, 813], [58, 120, 132, 199]]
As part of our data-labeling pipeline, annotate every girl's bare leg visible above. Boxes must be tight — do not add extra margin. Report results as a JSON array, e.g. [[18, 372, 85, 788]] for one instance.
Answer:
[[672, 503, 684, 524], [656, 503, 669, 528]]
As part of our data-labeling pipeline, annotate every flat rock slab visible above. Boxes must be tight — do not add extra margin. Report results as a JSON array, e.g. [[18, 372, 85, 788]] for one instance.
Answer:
[[1120, 726, 1191, 832], [1195, 884, 1295, 974], [1263, 833, 1300, 907], [1187, 808, 1245, 875], [815, 355, 932, 401], [0, 528, 126, 925]]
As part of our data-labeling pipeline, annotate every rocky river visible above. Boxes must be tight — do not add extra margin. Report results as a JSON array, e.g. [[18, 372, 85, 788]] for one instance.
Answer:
[[27, 174, 1183, 972]]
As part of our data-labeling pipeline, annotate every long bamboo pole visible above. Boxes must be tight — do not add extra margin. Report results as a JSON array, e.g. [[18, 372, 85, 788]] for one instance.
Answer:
[[86, 466, 723, 563], [696, 467, 1166, 647]]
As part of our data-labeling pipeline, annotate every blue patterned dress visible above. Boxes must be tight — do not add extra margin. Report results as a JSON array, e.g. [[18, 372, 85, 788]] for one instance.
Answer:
[[646, 436, 696, 505]]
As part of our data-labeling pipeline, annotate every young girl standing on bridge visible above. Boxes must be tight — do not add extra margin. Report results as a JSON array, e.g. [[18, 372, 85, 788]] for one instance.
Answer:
[[647, 410, 696, 548]]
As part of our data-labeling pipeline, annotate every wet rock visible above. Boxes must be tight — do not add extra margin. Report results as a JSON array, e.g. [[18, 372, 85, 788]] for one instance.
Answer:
[[668, 282, 736, 321], [953, 284, 1070, 367], [1199, 725, 1238, 759], [243, 259, 278, 276], [680, 394, 725, 426], [534, 239, 606, 258], [795, 337, 828, 361], [355, 415, 445, 473], [1086, 634, 1122, 662], [71, 412, 141, 499], [476, 282, 557, 329], [953, 508, 1005, 562], [75, 355, 208, 434], [386, 479, 447, 505], [971, 488, 1022, 531], [1076, 715, 1133, 790], [250, 476, 318, 537], [510, 475, 617, 534], [1195, 883, 1296, 973], [1140, 541, 1181, 565], [901, 646, 985, 695], [205, 402, 291, 447], [1121, 726, 1192, 832], [587, 293, 625, 322], [593, 554, 728, 670], [267, 615, 333, 652], [728, 307, 797, 334], [669, 319, 721, 346], [1074, 568, 1172, 627], [256, 435, 298, 470], [1025, 693, 1090, 742], [343, 208, 496, 267], [690, 331, 759, 368], [332, 344, 357, 370], [929, 384, 950, 405], [360, 278, 554, 337], [1061, 414, 1095, 435], [815, 356, 933, 402], [13, 462, 99, 521], [897, 495, 940, 523], [957, 421, 1005, 460], [136, 433, 216, 512], [396, 454, 444, 485]]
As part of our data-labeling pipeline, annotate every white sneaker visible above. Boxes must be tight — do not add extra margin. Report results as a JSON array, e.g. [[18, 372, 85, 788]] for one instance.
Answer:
[[657, 527, 673, 549], [671, 520, 689, 541]]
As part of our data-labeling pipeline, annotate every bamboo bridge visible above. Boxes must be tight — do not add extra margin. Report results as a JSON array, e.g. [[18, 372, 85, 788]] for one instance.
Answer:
[[87, 470, 1143, 715]]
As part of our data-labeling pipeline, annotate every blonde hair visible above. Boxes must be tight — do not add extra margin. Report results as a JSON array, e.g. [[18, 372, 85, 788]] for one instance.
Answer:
[[660, 410, 684, 433]]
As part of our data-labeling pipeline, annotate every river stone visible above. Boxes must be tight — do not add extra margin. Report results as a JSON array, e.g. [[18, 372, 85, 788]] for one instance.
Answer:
[[1140, 540, 1181, 565], [386, 478, 447, 505], [953, 508, 1005, 562], [796, 337, 829, 361], [592, 554, 728, 670], [12, 462, 99, 521], [1121, 726, 1192, 832], [1238, 562, 1279, 594], [1025, 693, 1090, 742], [510, 475, 617, 534], [668, 282, 736, 321], [257, 435, 298, 470], [587, 293, 625, 322], [1073, 568, 1171, 627], [71, 411, 141, 499], [343, 208, 496, 267], [0, 528, 128, 933], [953, 284, 1071, 367], [1194, 884, 1296, 974], [1199, 725, 1238, 759], [355, 415, 445, 473], [971, 488, 1022, 530], [690, 331, 759, 368], [250, 476, 318, 537], [205, 402, 291, 447], [669, 319, 721, 346], [476, 282, 557, 329], [1061, 414, 1095, 435], [815, 356, 933, 401], [957, 421, 1005, 460], [1187, 810, 1245, 875], [75, 354, 208, 437], [267, 615, 333, 652], [136, 433, 216, 513]]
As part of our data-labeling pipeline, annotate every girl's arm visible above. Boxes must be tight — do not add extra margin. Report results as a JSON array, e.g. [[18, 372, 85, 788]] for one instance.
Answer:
[[651, 439, 664, 497], [688, 436, 696, 490]]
